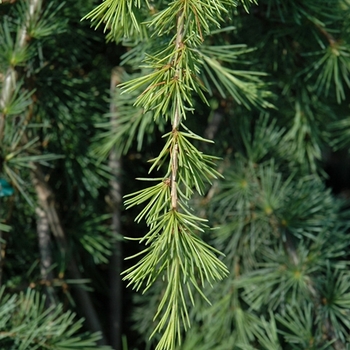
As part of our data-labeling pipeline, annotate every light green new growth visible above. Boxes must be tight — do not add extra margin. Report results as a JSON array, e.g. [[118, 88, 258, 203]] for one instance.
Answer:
[[84, 0, 259, 349]]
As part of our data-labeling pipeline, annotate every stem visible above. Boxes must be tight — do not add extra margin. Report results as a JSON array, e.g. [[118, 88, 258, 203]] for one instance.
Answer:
[[0, 0, 42, 142], [315, 23, 337, 47], [18, 0, 42, 47], [32, 163, 108, 345], [35, 207, 52, 279], [170, 9, 185, 211], [0, 64, 17, 141], [32, 165, 67, 256], [170, 142, 179, 210], [174, 10, 185, 66], [35, 206, 57, 308], [0, 69, 15, 142]]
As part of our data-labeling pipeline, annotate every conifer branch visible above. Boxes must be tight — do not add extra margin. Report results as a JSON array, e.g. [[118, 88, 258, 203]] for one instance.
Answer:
[[118, 1, 229, 347], [0, 0, 41, 141], [0, 69, 15, 142], [0, 0, 109, 342], [32, 163, 108, 345], [0, 0, 43, 294]]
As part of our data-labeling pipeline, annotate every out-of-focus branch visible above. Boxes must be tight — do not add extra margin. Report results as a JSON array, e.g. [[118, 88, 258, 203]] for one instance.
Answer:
[[0, 0, 108, 342], [0, 0, 43, 288], [35, 207, 56, 307], [204, 110, 224, 141], [0, 0, 42, 141], [108, 67, 124, 350], [31, 162, 108, 345], [36, 208, 52, 279]]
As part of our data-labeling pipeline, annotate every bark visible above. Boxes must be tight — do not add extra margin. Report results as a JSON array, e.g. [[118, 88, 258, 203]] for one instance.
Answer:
[[108, 67, 124, 350], [31, 162, 108, 345], [36, 207, 51, 280], [35, 207, 57, 307]]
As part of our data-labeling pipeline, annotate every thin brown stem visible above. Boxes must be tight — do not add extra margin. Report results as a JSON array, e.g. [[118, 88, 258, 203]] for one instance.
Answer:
[[171, 142, 179, 209], [315, 23, 337, 47], [170, 10, 185, 211]]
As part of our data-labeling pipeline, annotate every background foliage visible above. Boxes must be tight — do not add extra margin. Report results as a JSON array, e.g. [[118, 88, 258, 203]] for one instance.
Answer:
[[2, 0, 350, 349]]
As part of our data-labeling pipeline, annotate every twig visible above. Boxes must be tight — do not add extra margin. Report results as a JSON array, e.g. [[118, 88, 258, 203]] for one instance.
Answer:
[[170, 10, 185, 211], [0, 0, 42, 140], [0, 69, 15, 142], [315, 23, 337, 47]]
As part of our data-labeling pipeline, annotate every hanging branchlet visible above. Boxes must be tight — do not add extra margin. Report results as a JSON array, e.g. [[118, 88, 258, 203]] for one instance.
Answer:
[[86, 0, 233, 348], [120, 2, 230, 346], [83, 0, 265, 349], [84, 0, 350, 349]]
